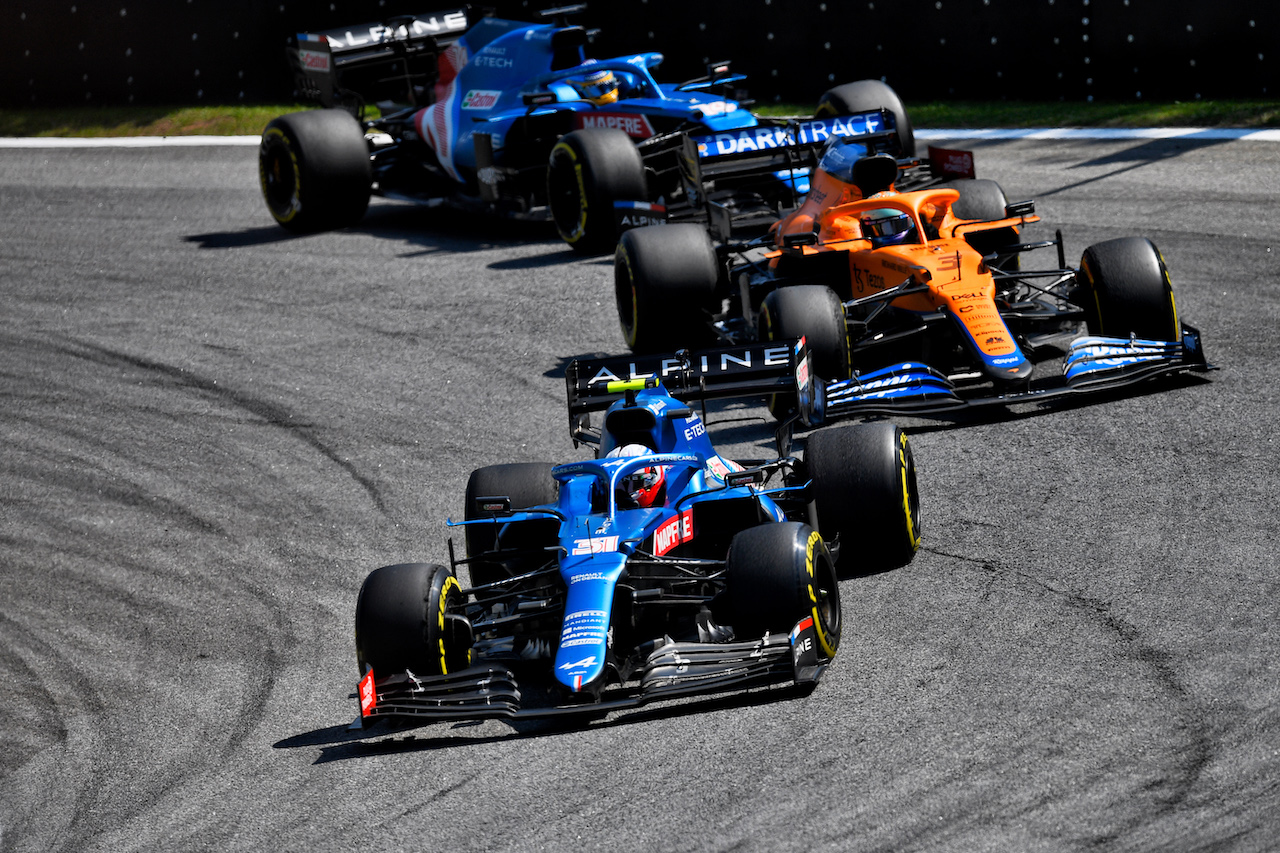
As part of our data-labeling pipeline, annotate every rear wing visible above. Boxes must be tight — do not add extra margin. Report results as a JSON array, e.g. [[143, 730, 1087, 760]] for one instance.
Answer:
[[639, 111, 975, 240], [289, 9, 470, 110], [565, 338, 822, 454]]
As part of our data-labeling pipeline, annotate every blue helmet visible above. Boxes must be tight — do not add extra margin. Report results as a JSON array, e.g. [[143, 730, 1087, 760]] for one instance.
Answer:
[[860, 207, 916, 248]]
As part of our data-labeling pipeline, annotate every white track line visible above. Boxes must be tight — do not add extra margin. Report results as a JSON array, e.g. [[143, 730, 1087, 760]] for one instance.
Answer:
[[917, 127, 1280, 141]]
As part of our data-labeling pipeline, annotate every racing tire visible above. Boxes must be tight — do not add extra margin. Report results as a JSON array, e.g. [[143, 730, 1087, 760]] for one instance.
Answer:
[[548, 127, 647, 254], [615, 224, 720, 352], [355, 562, 471, 676], [725, 522, 841, 658], [259, 109, 371, 233], [1078, 237, 1181, 342], [804, 422, 920, 575], [760, 285, 851, 381], [941, 178, 1020, 271], [464, 463, 559, 590], [816, 79, 916, 158]]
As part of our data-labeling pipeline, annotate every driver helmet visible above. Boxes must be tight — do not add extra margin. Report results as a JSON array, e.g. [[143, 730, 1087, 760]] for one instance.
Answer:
[[570, 59, 620, 106], [860, 207, 916, 248], [816, 136, 867, 184], [606, 443, 665, 508]]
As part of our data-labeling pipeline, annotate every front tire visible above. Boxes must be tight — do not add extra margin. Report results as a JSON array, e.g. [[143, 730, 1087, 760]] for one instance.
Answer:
[[259, 109, 371, 233], [615, 224, 720, 352], [1078, 237, 1180, 342], [805, 422, 920, 574], [548, 128, 647, 254], [355, 563, 471, 676], [464, 463, 559, 590], [760, 285, 851, 381], [725, 522, 841, 658], [816, 79, 915, 158]]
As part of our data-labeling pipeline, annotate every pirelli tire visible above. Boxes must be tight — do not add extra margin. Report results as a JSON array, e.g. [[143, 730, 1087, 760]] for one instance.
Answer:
[[941, 178, 1020, 270], [816, 79, 916, 158], [259, 109, 372, 233], [725, 522, 841, 659], [354, 562, 471, 677], [805, 422, 921, 575], [464, 463, 559, 590], [548, 127, 648, 254], [759, 285, 851, 381], [615, 223, 720, 352], [1078, 237, 1181, 342]]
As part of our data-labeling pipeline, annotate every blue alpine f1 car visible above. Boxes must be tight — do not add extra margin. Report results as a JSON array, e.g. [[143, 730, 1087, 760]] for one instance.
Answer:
[[351, 339, 922, 730], [258, 5, 916, 252]]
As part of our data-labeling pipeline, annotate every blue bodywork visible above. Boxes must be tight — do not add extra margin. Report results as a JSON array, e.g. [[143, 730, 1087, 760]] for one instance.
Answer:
[[450, 384, 791, 695], [824, 328, 1213, 418], [428, 19, 753, 180]]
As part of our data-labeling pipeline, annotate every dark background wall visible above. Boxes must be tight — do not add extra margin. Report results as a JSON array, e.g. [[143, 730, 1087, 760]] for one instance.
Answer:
[[3, 0, 1275, 108]]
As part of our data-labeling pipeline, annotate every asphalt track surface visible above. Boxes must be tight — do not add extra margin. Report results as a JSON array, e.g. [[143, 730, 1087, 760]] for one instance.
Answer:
[[1, 134, 1277, 852]]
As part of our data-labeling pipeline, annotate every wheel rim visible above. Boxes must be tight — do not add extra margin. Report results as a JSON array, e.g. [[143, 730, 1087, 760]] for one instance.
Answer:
[[260, 138, 298, 216], [548, 144, 587, 243]]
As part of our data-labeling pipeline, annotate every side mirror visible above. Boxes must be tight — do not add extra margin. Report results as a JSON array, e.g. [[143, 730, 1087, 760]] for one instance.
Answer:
[[783, 231, 819, 248], [473, 496, 513, 516]]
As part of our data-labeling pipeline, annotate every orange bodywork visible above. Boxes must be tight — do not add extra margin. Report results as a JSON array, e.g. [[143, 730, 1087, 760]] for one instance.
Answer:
[[769, 178, 1041, 378]]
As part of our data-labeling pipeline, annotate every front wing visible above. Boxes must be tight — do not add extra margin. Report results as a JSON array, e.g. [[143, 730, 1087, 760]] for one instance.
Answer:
[[824, 323, 1214, 419], [350, 617, 827, 732]]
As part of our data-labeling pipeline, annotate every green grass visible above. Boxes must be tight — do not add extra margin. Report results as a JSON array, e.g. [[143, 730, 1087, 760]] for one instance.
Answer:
[[1, 99, 1276, 137], [0, 105, 314, 138]]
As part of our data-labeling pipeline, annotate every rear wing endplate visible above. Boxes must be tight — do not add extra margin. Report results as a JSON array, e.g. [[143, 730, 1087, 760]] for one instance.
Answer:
[[290, 8, 470, 109]]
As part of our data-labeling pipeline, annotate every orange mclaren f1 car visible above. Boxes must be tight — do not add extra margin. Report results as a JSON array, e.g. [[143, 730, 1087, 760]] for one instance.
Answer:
[[613, 138, 1213, 419]]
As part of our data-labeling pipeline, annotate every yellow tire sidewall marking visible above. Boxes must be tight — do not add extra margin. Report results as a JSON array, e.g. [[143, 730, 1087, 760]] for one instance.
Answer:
[[898, 431, 920, 551], [437, 574, 463, 674], [259, 127, 302, 224], [552, 141, 588, 243], [804, 529, 839, 658]]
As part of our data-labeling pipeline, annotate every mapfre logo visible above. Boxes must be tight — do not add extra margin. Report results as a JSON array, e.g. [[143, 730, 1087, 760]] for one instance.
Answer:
[[461, 89, 501, 110], [575, 112, 655, 139], [652, 509, 694, 556]]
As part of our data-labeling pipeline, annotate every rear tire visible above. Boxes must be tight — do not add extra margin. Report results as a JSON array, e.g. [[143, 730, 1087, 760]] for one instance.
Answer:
[[615, 224, 720, 352], [464, 463, 559, 589], [259, 109, 371, 233], [816, 79, 915, 158], [1078, 237, 1180, 342], [805, 422, 920, 574], [548, 128, 647, 254], [355, 563, 471, 676], [726, 522, 841, 658], [941, 178, 1019, 270]]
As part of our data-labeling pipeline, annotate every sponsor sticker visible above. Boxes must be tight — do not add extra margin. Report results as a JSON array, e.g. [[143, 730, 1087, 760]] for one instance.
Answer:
[[461, 89, 501, 110], [652, 509, 695, 556], [575, 112, 655, 139], [358, 669, 376, 716], [571, 536, 619, 556], [298, 48, 329, 72], [692, 113, 884, 158], [927, 145, 976, 179]]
